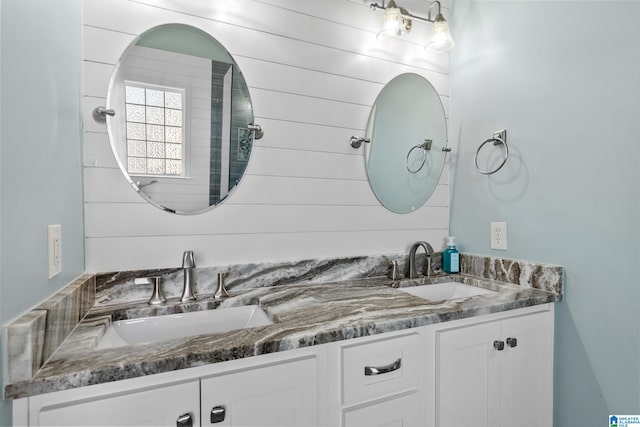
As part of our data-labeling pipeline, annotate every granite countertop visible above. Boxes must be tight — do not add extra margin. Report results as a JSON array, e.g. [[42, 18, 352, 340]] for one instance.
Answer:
[[5, 273, 561, 399]]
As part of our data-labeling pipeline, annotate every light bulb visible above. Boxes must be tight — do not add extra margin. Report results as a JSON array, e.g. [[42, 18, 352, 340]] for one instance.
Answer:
[[424, 14, 455, 53], [377, 7, 407, 41]]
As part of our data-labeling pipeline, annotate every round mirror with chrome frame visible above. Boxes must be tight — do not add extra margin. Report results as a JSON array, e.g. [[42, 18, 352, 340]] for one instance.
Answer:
[[365, 73, 447, 213], [105, 23, 257, 215]]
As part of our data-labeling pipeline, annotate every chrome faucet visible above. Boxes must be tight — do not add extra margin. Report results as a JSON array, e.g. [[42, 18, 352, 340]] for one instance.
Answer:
[[180, 251, 197, 302], [408, 241, 435, 278]]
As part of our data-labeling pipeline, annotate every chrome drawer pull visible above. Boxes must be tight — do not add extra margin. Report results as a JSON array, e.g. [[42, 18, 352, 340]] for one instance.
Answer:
[[364, 358, 402, 376]]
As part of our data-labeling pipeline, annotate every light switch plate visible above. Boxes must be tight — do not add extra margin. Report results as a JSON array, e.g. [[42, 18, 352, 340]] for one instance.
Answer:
[[48, 224, 62, 279], [490, 222, 507, 250]]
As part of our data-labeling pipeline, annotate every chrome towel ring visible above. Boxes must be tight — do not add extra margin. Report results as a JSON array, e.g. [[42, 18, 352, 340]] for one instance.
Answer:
[[474, 129, 508, 175], [406, 139, 432, 173]]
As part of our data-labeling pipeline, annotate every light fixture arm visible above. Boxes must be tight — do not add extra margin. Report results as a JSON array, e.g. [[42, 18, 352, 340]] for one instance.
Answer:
[[426, 0, 442, 22], [370, 0, 410, 15], [406, 1, 442, 23], [371, 0, 442, 23]]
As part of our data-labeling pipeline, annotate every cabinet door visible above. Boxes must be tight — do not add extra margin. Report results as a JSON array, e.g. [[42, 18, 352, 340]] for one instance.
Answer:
[[200, 355, 318, 426], [499, 311, 553, 427], [36, 380, 199, 427], [435, 309, 554, 427], [435, 321, 501, 427], [343, 392, 421, 427]]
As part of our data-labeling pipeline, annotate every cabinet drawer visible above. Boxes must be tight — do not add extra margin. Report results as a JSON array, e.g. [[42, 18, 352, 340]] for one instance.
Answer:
[[343, 391, 421, 427], [341, 332, 422, 405]]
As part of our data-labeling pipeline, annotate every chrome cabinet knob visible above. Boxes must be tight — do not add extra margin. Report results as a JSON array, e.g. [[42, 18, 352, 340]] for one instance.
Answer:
[[493, 340, 505, 351], [211, 406, 226, 423], [506, 337, 518, 348], [176, 413, 193, 427]]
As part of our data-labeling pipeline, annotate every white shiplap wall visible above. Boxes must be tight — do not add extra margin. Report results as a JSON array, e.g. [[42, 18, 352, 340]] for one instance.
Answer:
[[83, 0, 451, 272]]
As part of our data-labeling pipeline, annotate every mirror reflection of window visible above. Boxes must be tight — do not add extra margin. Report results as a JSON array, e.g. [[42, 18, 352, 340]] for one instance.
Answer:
[[106, 24, 256, 214], [124, 84, 185, 176]]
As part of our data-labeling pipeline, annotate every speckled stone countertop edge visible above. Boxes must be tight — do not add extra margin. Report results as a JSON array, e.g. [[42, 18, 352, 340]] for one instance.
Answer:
[[4, 273, 561, 400]]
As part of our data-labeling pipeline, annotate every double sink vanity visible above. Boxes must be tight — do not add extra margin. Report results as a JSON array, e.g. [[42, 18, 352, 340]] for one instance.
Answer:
[[1, 7, 566, 426], [5, 251, 562, 427], [100, 281, 492, 349]]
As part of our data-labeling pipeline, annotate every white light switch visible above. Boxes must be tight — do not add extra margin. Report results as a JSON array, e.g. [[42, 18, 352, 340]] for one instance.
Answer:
[[490, 222, 507, 250], [48, 224, 62, 279]]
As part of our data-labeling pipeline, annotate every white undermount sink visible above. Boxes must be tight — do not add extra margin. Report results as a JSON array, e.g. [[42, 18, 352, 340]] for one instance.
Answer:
[[398, 282, 496, 301], [97, 305, 273, 349]]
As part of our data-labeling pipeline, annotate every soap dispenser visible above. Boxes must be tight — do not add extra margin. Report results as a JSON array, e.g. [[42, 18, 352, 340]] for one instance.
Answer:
[[443, 236, 460, 274]]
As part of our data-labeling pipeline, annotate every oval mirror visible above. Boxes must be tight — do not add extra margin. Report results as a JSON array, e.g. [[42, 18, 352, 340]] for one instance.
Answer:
[[106, 24, 256, 214], [365, 73, 447, 213]]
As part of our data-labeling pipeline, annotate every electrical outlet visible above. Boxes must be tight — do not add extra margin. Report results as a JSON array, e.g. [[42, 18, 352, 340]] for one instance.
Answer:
[[490, 222, 507, 250], [48, 225, 62, 279]]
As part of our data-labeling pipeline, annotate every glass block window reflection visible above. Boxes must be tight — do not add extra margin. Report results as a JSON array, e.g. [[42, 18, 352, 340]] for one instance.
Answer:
[[125, 84, 184, 176]]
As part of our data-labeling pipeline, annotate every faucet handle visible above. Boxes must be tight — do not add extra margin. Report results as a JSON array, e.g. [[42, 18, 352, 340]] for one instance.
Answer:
[[388, 260, 400, 280], [134, 276, 166, 305], [182, 250, 195, 268], [214, 272, 230, 299]]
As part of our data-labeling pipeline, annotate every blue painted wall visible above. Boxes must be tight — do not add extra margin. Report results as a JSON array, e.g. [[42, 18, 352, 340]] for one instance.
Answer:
[[0, 0, 84, 424], [449, 1, 640, 425]]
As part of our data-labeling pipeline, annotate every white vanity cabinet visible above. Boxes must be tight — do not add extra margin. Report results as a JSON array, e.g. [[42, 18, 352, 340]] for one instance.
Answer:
[[13, 304, 554, 427], [14, 349, 322, 427], [433, 304, 554, 427]]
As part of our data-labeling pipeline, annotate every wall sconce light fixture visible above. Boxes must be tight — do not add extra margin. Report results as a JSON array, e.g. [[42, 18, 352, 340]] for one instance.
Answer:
[[370, 0, 455, 53]]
